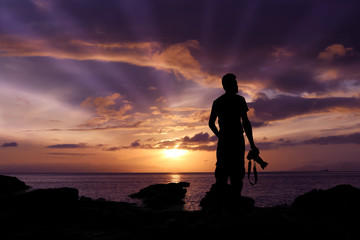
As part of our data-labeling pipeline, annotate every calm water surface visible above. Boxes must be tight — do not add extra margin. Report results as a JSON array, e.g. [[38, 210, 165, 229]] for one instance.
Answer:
[[9, 172, 360, 211]]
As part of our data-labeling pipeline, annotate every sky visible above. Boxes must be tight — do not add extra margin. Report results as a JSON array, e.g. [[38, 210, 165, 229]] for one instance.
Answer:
[[1, 0, 360, 173]]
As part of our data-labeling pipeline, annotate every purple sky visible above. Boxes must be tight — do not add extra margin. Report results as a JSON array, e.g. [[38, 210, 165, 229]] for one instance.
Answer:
[[1, 0, 360, 172]]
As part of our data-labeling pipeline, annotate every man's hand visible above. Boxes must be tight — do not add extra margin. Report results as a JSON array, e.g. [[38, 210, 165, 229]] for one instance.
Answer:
[[251, 145, 260, 155]]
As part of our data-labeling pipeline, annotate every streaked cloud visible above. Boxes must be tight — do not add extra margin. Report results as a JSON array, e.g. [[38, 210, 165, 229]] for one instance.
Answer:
[[0, 35, 219, 87], [46, 143, 87, 148], [303, 132, 360, 145], [81, 93, 133, 127], [2, 142, 18, 147], [249, 94, 360, 122], [104, 132, 218, 152]]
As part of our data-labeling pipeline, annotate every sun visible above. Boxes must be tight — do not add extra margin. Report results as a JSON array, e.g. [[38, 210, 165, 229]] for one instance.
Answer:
[[163, 148, 187, 158]]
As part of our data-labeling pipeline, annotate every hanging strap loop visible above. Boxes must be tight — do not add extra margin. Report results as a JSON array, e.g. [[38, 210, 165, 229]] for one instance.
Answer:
[[248, 160, 258, 185]]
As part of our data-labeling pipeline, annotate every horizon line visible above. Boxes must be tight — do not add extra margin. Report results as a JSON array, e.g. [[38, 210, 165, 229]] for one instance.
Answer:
[[3, 170, 360, 175]]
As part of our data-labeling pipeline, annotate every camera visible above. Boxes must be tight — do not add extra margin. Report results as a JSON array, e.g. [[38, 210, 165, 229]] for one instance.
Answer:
[[246, 149, 268, 169]]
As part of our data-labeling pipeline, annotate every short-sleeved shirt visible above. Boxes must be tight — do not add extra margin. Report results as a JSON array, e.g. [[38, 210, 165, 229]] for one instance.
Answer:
[[212, 93, 249, 167], [212, 93, 249, 136]]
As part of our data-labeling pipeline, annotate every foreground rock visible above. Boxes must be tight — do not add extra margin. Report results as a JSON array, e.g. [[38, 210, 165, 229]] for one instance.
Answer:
[[0, 175, 30, 196], [129, 182, 190, 209], [292, 184, 360, 215], [1, 175, 360, 240], [200, 183, 255, 211]]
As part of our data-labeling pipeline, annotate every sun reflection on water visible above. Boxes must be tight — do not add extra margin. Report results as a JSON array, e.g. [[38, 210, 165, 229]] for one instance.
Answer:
[[169, 174, 181, 183]]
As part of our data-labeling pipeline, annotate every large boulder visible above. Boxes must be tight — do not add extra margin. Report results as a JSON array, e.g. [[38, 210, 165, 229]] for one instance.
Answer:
[[292, 184, 360, 216], [0, 175, 30, 196], [129, 182, 190, 209], [200, 183, 255, 211]]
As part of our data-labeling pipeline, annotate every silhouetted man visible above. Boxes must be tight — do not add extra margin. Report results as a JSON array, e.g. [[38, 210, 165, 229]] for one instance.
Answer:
[[209, 73, 259, 198]]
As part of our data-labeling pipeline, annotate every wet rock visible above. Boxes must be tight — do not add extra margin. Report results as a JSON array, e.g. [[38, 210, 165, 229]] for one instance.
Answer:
[[0, 175, 30, 196], [129, 182, 190, 209]]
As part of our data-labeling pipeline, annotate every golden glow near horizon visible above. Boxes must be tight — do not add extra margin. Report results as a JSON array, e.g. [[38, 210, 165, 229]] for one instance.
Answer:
[[163, 148, 188, 159]]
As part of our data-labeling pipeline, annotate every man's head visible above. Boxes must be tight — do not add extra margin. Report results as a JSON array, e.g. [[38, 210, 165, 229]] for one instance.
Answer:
[[222, 73, 238, 93]]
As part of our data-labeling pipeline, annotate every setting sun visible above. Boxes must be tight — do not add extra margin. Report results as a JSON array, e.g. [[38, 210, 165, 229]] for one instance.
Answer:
[[164, 149, 187, 158]]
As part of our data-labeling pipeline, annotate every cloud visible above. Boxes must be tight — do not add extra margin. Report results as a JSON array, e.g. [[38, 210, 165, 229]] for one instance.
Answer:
[[2, 142, 18, 147], [47, 143, 87, 148], [303, 132, 360, 145], [183, 132, 217, 143], [270, 47, 294, 61], [268, 67, 322, 93], [106, 131, 359, 152], [254, 138, 298, 150], [250, 133, 360, 150], [0, 35, 219, 87], [249, 94, 360, 122], [130, 140, 141, 148], [104, 132, 218, 152], [78, 91, 211, 133], [318, 44, 353, 61], [46, 152, 96, 156], [81, 93, 133, 127]]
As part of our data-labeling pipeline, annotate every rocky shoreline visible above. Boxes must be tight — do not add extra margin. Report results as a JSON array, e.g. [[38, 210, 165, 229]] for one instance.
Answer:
[[1, 174, 360, 239]]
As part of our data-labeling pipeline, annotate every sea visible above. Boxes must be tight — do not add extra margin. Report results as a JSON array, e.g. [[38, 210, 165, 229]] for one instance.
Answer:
[[8, 171, 360, 211]]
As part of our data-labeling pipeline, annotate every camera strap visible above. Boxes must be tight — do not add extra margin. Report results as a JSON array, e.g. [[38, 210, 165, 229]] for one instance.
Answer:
[[247, 160, 258, 185]]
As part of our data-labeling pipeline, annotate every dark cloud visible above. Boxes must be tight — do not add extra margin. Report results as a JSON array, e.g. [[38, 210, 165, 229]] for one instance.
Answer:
[[304, 132, 360, 145], [104, 132, 218, 151], [267, 67, 322, 94], [252, 138, 298, 150], [180, 132, 217, 151], [130, 140, 141, 148], [1, 0, 360, 100], [249, 95, 360, 122], [104, 131, 360, 152], [183, 132, 217, 143], [2, 142, 18, 147], [46, 143, 87, 148], [105, 147, 121, 152], [250, 133, 360, 150], [46, 152, 95, 156]]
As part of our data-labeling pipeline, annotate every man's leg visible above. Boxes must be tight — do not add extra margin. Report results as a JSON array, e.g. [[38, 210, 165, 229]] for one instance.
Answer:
[[215, 140, 228, 190], [229, 165, 245, 197], [215, 165, 228, 187]]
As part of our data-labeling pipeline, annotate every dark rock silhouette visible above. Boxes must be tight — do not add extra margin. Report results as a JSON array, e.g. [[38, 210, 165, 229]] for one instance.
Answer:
[[10, 187, 79, 207], [200, 183, 255, 211], [1, 174, 360, 239], [0, 175, 30, 196], [292, 184, 360, 215], [129, 182, 190, 209]]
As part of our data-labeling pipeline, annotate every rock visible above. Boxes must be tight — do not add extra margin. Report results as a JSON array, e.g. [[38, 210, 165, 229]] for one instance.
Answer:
[[0, 175, 30, 196], [80, 195, 93, 201], [8, 187, 79, 210], [129, 182, 190, 209], [200, 183, 255, 211], [292, 184, 360, 216]]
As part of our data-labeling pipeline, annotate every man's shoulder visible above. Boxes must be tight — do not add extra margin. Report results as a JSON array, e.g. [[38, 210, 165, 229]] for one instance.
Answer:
[[235, 94, 246, 100], [214, 94, 246, 102], [213, 94, 225, 102]]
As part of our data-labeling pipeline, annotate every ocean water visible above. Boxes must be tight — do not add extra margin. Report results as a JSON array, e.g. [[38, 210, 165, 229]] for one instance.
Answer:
[[9, 172, 360, 211]]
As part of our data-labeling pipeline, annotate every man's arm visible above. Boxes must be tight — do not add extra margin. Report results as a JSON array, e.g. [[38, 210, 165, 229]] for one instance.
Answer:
[[209, 103, 220, 139], [242, 112, 259, 153]]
